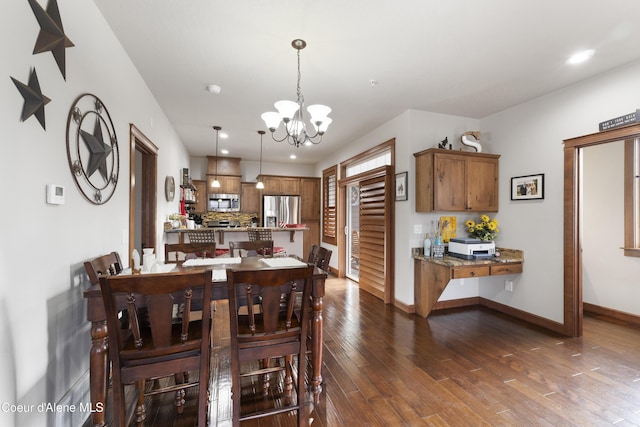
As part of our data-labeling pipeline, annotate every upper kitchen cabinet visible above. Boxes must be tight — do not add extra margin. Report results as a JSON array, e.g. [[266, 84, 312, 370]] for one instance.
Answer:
[[241, 182, 261, 213], [207, 156, 241, 176], [206, 156, 241, 194], [414, 148, 500, 212], [262, 175, 301, 195], [192, 179, 207, 213], [206, 175, 241, 194], [300, 178, 320, 220]]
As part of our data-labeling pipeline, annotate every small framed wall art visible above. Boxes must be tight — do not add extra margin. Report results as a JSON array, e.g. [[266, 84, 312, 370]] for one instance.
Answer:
[[511, 173, 544, 200], [395, 171, 408, 201]]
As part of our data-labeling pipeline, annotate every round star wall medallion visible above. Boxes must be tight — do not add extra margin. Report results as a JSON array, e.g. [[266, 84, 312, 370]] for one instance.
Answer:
[[66, 93, 119, 205]]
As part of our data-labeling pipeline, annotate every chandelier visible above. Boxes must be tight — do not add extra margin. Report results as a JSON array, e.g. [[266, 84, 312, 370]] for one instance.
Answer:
[[261, 39, 332, 147]]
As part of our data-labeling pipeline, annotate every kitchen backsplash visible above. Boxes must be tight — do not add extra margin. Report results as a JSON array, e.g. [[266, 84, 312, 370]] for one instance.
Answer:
[[200, 211, 258, 227]]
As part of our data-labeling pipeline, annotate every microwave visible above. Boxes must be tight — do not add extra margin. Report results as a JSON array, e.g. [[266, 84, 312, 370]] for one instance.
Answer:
[[208, 193, 240, 212]]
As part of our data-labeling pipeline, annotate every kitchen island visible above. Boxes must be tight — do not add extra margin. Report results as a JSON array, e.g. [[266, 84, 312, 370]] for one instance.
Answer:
[[414, 248, 524, 317], [165, 227, 309, 257]]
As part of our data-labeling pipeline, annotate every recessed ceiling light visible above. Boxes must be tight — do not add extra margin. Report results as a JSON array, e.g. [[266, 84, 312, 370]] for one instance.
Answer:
[[206, 84, 221, 94], [566, 49, 595, 65], [290, 154, 297, 159], [219, 132, 228, 139], [220, 149, 229, 155]]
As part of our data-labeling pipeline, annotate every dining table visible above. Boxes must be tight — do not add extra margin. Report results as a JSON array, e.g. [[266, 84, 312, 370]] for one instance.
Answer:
[[83, 255, 327, 427]]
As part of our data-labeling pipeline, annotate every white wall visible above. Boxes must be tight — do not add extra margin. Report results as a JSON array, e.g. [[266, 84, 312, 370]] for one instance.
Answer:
[[1, 1, 190, 425], [480, 59, 640, 322], [317, 59, 640, 323]]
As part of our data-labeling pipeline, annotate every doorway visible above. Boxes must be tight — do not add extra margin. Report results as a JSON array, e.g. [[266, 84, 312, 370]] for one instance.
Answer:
[[563, 124, 640, 337], [128, 124, 158, 259]]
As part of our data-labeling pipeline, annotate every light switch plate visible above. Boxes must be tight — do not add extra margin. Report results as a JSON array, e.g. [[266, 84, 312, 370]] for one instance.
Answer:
[[414, 224, 423, 234]]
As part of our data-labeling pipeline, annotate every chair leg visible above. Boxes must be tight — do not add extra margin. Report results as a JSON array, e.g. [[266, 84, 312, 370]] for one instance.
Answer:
[[284, 355, 294, 404], [174, 373, 186, 414], [260, 358, 270, 395], [135, 379, 146, 425]]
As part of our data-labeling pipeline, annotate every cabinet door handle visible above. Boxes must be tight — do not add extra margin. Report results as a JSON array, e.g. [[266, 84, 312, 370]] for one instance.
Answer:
[[471, 271, 476, 276]]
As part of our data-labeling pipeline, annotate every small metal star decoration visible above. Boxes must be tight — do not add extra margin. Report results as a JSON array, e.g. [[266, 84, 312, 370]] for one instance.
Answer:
[[10, 68, 51, 129], [28, 0, 74, 80]]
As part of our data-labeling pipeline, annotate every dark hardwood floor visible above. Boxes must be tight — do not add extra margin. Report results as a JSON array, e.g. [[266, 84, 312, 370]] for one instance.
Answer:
[[89, 277, 640, 426]]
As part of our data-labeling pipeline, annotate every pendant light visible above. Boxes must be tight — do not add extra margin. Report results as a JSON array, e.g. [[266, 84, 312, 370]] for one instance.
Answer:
[[212, 126, 221, 188], [256, 130, 265, 189]]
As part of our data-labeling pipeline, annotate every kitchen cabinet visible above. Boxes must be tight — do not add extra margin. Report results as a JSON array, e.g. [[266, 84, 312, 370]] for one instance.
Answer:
[[241, 182, 261, 213], [414, 148, 500, 212], [207, 156, 241, 175], [206, 175, 241, 194], [300, 178, 320, 220], [262, 175, 300, 195], [300, 178, 321, 257], [192, 179, 207, 213]]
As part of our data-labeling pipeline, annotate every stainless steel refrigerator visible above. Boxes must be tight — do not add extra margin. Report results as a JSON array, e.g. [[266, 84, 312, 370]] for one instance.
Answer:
[[263, 195, 301, 227]]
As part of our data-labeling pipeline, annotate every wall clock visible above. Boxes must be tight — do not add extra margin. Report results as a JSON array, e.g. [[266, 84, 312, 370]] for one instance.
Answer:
[[165, 176, 175, 201], [66, 93, 119, 204]]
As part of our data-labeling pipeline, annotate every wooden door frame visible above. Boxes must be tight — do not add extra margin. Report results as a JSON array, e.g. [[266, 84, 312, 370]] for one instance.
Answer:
[[129, 124, 158, 260], [563, 124, 640, 337], [339, 165, 395, 304]]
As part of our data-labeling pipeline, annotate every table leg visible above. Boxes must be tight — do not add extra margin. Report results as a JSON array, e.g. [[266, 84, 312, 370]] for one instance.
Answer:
[[89, 320, 109, 427], [311, 293, 323, 403]]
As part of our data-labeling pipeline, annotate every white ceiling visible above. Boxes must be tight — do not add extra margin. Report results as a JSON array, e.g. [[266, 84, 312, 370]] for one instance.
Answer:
[[94, 0, 640, 164]]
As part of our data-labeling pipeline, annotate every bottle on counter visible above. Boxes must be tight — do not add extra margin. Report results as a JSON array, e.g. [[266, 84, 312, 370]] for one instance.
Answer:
[[423, 233, 431, 257], [433, 235, 445, 258]]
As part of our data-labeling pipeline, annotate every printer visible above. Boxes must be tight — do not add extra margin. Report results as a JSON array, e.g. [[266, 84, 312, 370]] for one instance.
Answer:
[[448, 238, 495, 260]]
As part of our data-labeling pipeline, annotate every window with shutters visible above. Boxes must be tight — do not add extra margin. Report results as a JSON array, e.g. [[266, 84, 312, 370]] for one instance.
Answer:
[[322, 165, 337, 245]]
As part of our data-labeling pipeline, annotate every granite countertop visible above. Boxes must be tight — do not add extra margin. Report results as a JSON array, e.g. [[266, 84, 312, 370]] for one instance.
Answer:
[[413, 248, 524, 267]]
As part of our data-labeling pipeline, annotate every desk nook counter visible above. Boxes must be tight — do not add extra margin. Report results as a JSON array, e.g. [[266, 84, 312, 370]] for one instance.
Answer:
[[413, 248, 524, 317]]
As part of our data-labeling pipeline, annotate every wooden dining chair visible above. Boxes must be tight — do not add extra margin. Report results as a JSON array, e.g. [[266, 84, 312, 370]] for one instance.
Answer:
[[187, 228, 216, 243], [100, 270, 212, 427], [226, 265, 314, 426], [164, 242, 216, 263], [247, 228, 286, 256], [84, 251, 123, 285], [307, 244, 332, 272], [228, 240, 274, 258]]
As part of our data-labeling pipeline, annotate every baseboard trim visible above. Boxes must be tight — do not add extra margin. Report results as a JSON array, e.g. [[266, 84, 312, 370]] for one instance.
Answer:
[[394, 299, 414, 314], [433, 297, 481, 311], [428, 296, 566, 335], [583, 302, 640, 326], [479, 298, 566, 335]]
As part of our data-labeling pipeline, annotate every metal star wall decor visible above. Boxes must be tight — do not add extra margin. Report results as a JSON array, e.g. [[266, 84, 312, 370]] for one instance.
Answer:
[[28, 0, 74, 80], [10, 68, 51, 129], [66, 94, 119, 205]]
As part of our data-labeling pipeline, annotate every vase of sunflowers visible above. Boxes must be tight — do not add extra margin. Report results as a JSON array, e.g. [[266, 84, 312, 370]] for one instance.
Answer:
[[465, 214, 499, 242]]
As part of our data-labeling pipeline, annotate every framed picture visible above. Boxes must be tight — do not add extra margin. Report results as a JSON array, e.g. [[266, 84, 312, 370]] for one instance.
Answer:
[[511, 173, 544, 200], [395, 172, 408, 201]]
